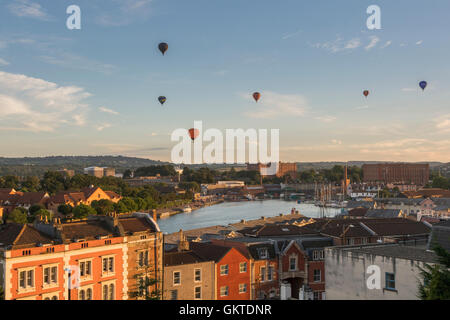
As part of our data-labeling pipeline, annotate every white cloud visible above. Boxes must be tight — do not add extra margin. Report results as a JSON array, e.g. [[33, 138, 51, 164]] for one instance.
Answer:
[[311, 37, 362, 53], [381, 40, 392, 49], [243, 91, 308, 119], [365, 36, 380, 50], [0, 58, 9, 66], [0, 71, 90, 132], [315, 115, 337, 123], [40, 53, 117, 75], [96, 0, 154, 26], [282, 30, 302, 40], [416, 40, 423, 45], [355, 105, 369, 110], [97, 123, 112, 131], [435, 114, 450, 132], [99, 106, 119, 115], [8, 0, 51, 20], [401, 87, 416, 92]]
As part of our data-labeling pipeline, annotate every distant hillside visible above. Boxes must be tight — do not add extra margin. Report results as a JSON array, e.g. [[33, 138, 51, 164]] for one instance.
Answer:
[[297, 161, 444, 171], [0, 156, 169, 177]]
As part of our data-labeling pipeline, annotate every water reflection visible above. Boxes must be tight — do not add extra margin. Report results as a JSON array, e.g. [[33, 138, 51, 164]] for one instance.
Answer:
[[157, 200, 341, 234]]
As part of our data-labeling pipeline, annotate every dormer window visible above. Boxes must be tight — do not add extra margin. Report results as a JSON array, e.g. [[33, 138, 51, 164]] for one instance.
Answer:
[[259, 248, 268, 259]]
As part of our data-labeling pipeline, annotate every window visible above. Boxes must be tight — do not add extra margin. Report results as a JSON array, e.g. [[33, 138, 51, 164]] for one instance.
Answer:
[[239, 262, 247, 273], [18, 268, 35, 291], [313, 292, 320, 300], [289, 256, 297, 271], [362, 238, 368, 244], [346, 238, 355, 245], [220, 264, 229, 276], [259, 248, 268, 259], [102, 256, 115, 275], [138, 250, 149, 267], [109, 284, 115, 300], [102, 282, 115, 300], [385, 273, 396, 290], [313, 269, 321, 282], [194, 286, 201, 299], [170, 290, 178, 300], [194, 269, 201, 282], [173, 271, 181, 285], [220, 286, 229, 297], [43, 265, 58, 287], [313, 250, 320, 260], [79, 260, 92, 278], [42, 293, 58, 300], [239, 283, 247, 294], [260, 267, 266, 282], [268, 266, 274, 281]]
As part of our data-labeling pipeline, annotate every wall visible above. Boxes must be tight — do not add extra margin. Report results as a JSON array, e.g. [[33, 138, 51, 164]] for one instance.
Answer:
[[325, 247, 427, 300], [163, 261, 215, 300]]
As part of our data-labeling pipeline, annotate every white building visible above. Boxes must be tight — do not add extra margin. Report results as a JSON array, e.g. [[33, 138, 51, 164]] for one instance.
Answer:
[[325, 243, 436, 300]]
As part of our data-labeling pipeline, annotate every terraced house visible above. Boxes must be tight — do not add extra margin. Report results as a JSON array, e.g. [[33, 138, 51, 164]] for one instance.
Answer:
[[0, 212, 162, 300]]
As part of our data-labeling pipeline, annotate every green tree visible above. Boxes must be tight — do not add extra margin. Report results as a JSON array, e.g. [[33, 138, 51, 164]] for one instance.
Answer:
[[57, 204, 73, 215], [113, 201, 129, 214], [34, 209, 52, 221], [7, 208, 28, 224], [29, 204, 45, 216], [72, 204, 96, 219], [41, 171, 66, 194], [418, 245, 450, 300], [118, 197, 138, 213], [91, 199, 115, 216], [129, 266, 161, 300]]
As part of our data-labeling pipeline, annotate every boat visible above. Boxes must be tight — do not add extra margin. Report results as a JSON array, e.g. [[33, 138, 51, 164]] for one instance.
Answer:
[[183, 206, 192, 213]]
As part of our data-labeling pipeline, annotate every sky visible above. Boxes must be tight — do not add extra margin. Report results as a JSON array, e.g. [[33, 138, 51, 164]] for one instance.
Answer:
[[0, 0, 450, 163]]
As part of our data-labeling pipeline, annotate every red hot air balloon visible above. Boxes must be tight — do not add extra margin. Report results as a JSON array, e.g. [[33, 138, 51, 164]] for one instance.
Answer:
[[188, 128, 200, 142], [253, 92, 261, 102], [363, 90, 369, 98], [158, 42, 168, 55]]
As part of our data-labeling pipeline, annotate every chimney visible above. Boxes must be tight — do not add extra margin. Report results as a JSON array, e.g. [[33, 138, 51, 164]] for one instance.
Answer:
[[291, 208, 295, 215], [261, 216, 266, 221], [178, 229, 189, 252], [240, 219, 246, 224], [152, 209, 157, 221]]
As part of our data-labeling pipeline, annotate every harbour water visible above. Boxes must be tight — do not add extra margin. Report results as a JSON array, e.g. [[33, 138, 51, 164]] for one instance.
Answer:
[[157, 200, 341, 234]]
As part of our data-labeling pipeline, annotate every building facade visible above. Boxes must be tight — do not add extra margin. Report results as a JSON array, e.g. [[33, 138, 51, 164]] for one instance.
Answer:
[[362, 163, 429, 186]]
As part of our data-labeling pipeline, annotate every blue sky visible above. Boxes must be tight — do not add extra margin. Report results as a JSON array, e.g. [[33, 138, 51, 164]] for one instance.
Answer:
[[0, 0, 449, 162]]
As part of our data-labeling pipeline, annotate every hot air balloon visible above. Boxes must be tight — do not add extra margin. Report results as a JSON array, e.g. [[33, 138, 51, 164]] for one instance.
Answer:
[[158, 96, 167, 105], [253, 92, 261, 102], [363, 90, 369, 98], [419, 81, 427, 91], [158, 42, 168, 55], [188, 128, 199, 142]]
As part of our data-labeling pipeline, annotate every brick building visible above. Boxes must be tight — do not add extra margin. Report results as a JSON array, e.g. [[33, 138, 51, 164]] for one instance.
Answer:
[[190, 242, 251, 300], [210, 239, 279, 300], [362, 163, 429, 186], [247, 162, 297, 178], [0, 212, 162, 300], [163, 233, 215, 300]]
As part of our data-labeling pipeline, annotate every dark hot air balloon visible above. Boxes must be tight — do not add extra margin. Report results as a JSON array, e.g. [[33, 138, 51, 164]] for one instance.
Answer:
[[158, 42, 168, 55], [363, 90, 369, 98], [253, 92, 261, 102], [188, 128, 199, 142], [419, 81, 427, 91], [158, 96, 166, 105]]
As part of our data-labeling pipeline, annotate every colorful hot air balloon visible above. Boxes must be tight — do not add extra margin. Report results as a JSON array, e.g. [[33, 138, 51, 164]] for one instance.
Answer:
[[253, 92, 261, 102], [158, 42, 168, 55], [158, 96, 167, 105], [363, 90, 369, 98], [188, 128, 199, 141], [419, 81, 427, 91]]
